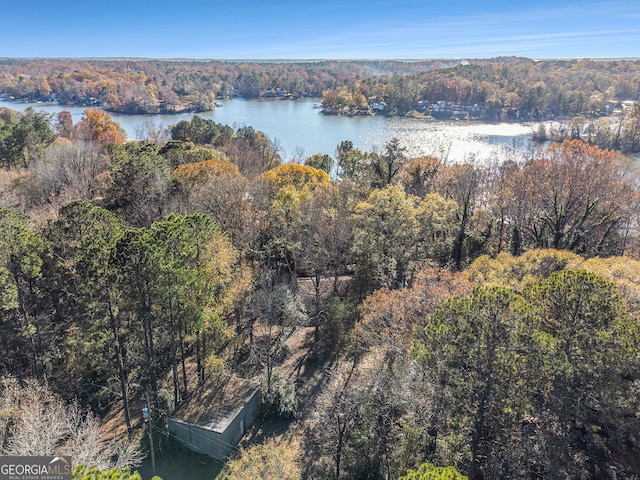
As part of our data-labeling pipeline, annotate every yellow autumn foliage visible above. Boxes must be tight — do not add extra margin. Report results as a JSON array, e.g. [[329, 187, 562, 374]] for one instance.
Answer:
[[261, 163, 329, 192], [218, 440, 301, 480], [173, 157, 239, 185], [581, 256, 640, 317], [468, 249, 640, 319], [466, 249, 584, 292], [201, 231, 250, 321]]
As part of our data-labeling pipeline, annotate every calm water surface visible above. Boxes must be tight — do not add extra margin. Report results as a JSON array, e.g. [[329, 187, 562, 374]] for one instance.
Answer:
[[0, 97, 567, 162]]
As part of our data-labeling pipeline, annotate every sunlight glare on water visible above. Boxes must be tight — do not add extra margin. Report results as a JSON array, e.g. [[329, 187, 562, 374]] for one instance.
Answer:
[[371, 117, 538, 163]]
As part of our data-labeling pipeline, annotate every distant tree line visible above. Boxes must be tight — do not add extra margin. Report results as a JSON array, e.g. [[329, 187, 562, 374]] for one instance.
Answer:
[[2, 58, 640, 127], [0, 58, 454, 113], [321, 58, 640, 124]]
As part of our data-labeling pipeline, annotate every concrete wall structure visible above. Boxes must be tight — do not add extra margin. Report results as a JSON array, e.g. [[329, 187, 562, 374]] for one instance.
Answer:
[[167, 378, 260, 460]]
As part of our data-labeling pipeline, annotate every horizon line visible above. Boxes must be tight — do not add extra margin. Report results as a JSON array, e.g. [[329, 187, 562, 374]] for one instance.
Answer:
[[2, 56, 640, 62]]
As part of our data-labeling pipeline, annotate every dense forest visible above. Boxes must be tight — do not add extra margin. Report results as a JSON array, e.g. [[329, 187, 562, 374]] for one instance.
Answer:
[[320, 58, 640, 118], [0, 58, 458, 113], [1, 105, 640, 479]]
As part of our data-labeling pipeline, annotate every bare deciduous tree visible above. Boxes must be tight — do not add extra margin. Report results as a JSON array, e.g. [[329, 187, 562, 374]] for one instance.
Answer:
[[29, 140, 109, 204], [0, 379, 144, 470]]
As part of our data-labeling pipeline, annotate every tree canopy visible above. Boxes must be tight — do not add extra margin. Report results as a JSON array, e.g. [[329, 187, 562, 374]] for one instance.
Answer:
[[2, 83, 640, 479]]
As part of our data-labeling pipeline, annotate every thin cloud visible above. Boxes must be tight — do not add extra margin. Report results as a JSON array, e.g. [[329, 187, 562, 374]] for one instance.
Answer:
[[3, 0, 639, 58], [257, 1, 640, 59]]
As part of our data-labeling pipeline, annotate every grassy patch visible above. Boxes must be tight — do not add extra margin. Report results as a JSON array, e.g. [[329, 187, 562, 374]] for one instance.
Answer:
[[137, 432, 224, 480]]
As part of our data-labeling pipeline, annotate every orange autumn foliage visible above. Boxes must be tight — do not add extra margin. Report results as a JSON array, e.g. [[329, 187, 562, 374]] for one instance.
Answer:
[[354, 268, 471, 358], [76, 109, 126, 145]]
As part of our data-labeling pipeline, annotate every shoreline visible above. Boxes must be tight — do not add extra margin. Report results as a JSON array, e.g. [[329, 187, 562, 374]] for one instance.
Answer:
[[0, 94, 603, 129]]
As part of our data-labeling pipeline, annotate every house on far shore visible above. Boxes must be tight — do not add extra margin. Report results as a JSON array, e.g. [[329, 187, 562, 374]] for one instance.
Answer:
[[167, 376, 260, 460]]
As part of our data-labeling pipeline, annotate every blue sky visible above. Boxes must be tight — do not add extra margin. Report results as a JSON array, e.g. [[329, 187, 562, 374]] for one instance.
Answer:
[[2, 0, 639, 59]]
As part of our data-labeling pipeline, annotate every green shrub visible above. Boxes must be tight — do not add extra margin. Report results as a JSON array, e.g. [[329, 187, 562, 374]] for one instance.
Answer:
[[259, 373, 297, 420]]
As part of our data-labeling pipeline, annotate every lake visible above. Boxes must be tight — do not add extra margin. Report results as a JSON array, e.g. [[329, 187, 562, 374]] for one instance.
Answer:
[[0, 96, 568, 163]]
